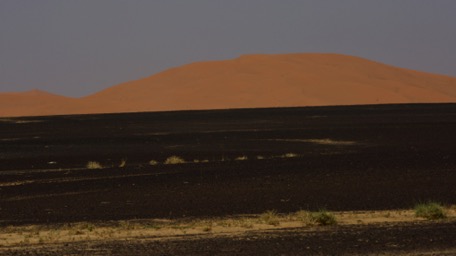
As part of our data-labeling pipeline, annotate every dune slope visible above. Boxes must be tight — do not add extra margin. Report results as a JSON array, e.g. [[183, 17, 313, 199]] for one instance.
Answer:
[[0, 90, 79, 117], [1, 53, 456, 117]]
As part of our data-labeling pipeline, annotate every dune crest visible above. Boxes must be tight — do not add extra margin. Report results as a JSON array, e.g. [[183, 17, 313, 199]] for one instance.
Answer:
[[1, 53, 456, 117]]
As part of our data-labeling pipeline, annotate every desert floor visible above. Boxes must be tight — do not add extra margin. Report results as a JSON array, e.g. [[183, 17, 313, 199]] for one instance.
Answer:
[[1, 103, 455, 255]]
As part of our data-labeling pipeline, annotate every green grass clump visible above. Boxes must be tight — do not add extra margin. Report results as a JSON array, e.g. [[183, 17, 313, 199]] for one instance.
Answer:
[[294, 210, 311, 222], [259, 210, 280, 226], [415, 202, 446, 220], [308, 210, 337, 226]]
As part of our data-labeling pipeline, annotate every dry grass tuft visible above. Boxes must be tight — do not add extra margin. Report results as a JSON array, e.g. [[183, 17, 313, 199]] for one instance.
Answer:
[[259, 210, 281, 226], [234, 156, 248, 161], [304, 138, 356, 146], [281, 153, 298, 158], [164, 156, 186, 165], [294, 210, 311, 223], [149, 160, 159, 166], [86, 161, 103, 169], [119, 159, 127, 168]]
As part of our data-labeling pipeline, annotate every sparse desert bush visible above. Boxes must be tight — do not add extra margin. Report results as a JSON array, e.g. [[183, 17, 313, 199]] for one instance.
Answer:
[[202, 221, 213, 232], [415, 202, 446, 220], [240, 222, 254, 229], [304, 139, 356, 146], [149, 160, 159, 166], [164, 156, 186, 165], [86, 161, 103, 169], [259, 210, 280, 226], [294, 210, 311, 223], [282, 153, 298, 158], [84, 223, 95, 232], [119, 159, 127, 168], [309, 210, 337, 226]]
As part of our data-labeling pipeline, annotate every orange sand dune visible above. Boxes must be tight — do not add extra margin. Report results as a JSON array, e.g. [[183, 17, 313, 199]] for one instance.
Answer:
[[1, 53, 456, 117], [0, 89, 80, 117]]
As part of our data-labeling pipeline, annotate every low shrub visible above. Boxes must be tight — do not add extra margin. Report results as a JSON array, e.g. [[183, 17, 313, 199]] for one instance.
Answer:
[[119, 159, 127, 168], [86, 161, 103, 169], [309, 210, 337, 226], [282, 153, 298, 158], [149, 160, 159, 166], [164, 156, 185, 165], [259, 210, 280, 226], [234, 156, 248, 161], [415, 202, 446, 220], [294, 210, 311, 222]]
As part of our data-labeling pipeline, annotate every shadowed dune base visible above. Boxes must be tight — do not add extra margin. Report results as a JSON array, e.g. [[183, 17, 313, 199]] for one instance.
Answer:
[[1, 53, 456, 117]]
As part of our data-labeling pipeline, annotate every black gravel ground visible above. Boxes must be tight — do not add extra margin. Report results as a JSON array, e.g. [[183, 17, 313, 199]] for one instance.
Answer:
[[1, 104, 456, 255]]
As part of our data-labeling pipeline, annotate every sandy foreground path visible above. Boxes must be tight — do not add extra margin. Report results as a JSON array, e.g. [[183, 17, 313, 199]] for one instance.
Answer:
[[1, 208, 455, 255]]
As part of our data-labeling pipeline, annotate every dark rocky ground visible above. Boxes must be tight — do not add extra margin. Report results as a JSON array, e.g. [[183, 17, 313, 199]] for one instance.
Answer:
[[1, 103, 456, 255]]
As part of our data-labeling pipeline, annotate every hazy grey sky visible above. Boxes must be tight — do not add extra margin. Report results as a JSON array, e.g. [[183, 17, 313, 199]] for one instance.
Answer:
[[1, 0, 455, 97]]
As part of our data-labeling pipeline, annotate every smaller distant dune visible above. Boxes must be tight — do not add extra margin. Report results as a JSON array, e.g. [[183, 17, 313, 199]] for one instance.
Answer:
[[1, 53, 456, 117], [0, 89, 80, 117]]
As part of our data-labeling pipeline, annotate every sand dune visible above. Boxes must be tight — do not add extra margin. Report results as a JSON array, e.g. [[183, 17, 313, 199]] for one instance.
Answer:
[[0, 89, 80, 117], [1, 53, 456, 117]]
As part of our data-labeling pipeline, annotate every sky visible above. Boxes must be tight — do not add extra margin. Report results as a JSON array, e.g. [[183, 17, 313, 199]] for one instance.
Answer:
[[1, 0, 455, 98]]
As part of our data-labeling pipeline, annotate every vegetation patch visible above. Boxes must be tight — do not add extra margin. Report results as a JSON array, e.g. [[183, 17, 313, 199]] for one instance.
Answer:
[[149, 160, 159, 166], [294, 210, 311, 223], [164, 156, 186, 165], [119, 159, 127, 168], [1, 207, 455, 247], [259, 210, 280, 226], [308, 210, 337, 226], [303, 138, 356, 146], [86, 161, 103, 169], [281, 153, 298, 158], [414, 202, 446, 220]]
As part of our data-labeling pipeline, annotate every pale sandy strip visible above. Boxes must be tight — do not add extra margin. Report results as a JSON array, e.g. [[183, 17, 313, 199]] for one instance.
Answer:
[[0, 207, 455, 248]]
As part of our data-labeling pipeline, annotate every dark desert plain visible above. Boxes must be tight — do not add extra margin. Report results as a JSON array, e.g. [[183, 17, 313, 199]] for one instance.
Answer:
[[1, 54, 456, 255]]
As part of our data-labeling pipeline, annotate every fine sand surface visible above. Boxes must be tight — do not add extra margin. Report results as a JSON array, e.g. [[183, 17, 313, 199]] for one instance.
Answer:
[[2, 53, 456, 117]]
